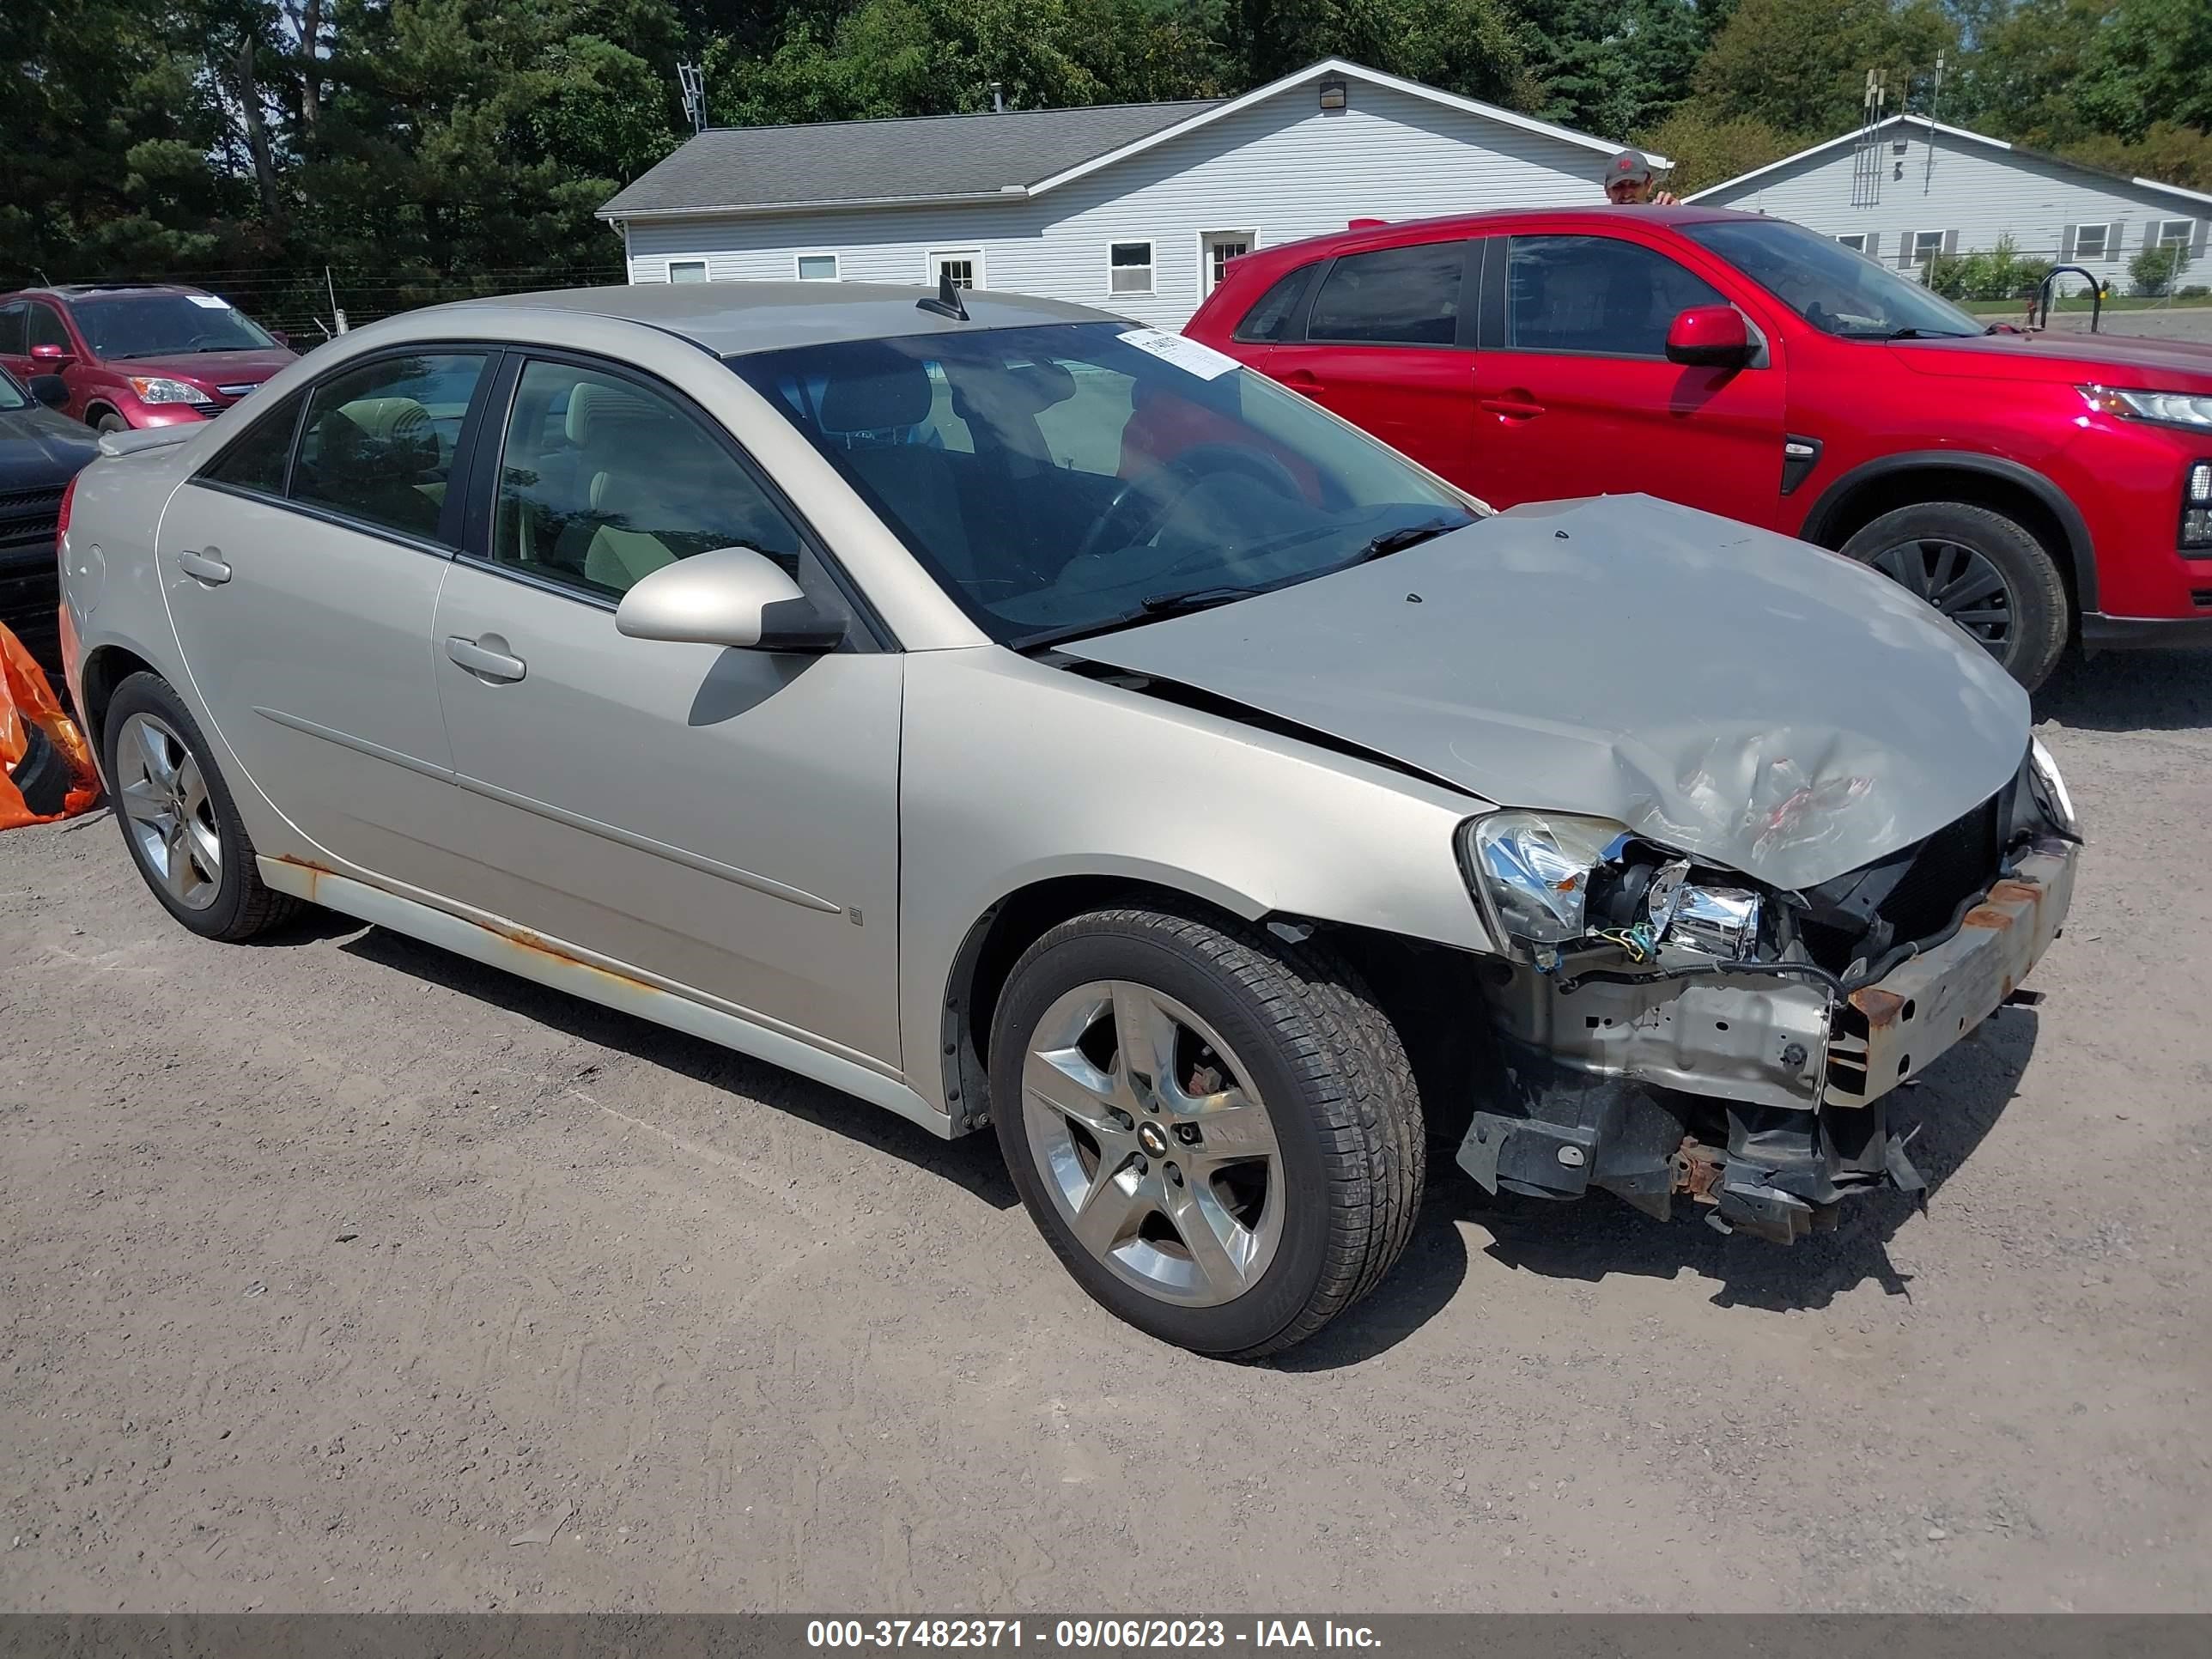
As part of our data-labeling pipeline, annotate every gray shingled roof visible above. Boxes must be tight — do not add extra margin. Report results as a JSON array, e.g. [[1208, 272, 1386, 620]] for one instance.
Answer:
[[599, 100, 1224, 217]]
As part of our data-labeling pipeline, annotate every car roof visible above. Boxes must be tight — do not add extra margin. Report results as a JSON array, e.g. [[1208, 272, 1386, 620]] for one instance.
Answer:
[[1241, 203, 1760, 264], [441, 282, 1121, 356], [3, 283, 213, 303]]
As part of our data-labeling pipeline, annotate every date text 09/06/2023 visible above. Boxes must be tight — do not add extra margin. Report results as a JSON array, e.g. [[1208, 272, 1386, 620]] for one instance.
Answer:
[[805, 1620, 1383, 1650]]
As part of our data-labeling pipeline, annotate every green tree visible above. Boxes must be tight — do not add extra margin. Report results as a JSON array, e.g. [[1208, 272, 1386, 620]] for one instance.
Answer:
[[2076, 0, 2212, 137], [1695, 0, 1957, 137], [1632, 107, 1795, 193], [1521, 0, 1713, 140]]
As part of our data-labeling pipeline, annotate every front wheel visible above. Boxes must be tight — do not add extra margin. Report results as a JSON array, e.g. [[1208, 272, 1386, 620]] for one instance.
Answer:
[[1839, 501, 2069, 691], [989, 906, 1424, 1359]]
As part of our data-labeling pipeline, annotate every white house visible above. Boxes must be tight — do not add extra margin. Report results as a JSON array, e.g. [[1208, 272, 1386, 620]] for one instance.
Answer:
[[596, 58, 1653, 328], [1689, 113, 2211, 285]]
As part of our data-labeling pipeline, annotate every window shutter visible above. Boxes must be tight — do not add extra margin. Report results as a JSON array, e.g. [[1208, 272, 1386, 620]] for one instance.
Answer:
[[1899, 235, 1915, 269], [2144, 220, 2160, 251], [1864, 231, 1880, 259], [1942, 229, 1959, 255], [2193, 218, 2209, 258], [2060, 224, 2076, 262], [2106, 222, 2123, 259]]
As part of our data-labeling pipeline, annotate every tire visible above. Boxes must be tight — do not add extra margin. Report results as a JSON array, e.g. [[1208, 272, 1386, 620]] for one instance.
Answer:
[[101, 671, 301, 941], [989, 905, 1424, 1359], [7, 720, 72, 817], [1839, 501, 2069, 692], [93, 411, 127, 434]]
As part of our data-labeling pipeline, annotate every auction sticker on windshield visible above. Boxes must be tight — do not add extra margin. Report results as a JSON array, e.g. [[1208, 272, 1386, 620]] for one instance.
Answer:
[[1117, 328, 1240, 380], [187, 295, 232, 309]]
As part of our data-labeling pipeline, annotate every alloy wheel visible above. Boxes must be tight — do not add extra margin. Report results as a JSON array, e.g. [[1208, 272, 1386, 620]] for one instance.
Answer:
[[1021, 980, 1285, 1307], [113, 712, 223, 910], [1868, 536, 2014, 656]]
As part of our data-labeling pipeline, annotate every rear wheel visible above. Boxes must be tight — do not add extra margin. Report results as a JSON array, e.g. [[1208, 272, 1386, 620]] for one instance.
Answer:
[[990, 906, 1424, 1359], [102, 672, 301, 941], [1839, 501, 2069, 691]]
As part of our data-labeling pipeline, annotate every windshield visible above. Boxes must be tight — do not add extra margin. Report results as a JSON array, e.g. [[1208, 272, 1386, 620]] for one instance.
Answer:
[[1683, 218, 1984, 340], [72, 293, 279, 360], [729, 322, 1477, 647], [0, 368, 25, 411]]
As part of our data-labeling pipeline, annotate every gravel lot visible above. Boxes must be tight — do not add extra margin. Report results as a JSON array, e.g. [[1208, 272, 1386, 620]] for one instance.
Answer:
[[3, 651, 2209, 1615]]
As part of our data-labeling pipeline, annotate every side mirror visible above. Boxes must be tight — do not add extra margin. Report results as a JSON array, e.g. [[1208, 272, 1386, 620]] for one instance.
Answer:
[[27, 374, 68, 409], [267, 329, 290, 349], [1665, 305, 1755, 368], [29, 342, 73, 367], [615, 545, 843, 653]]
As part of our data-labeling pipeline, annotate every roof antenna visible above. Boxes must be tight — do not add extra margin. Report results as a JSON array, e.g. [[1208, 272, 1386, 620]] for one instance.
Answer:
[[678, 62, 707, 136], [917, 267, 969, 321]]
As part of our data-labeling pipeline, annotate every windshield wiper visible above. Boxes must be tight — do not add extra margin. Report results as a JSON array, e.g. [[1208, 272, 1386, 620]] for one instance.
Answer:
[[1345, 515, 1468, 565], [1136, 584, 1266, 617], [1880, 327, 1974, 341]]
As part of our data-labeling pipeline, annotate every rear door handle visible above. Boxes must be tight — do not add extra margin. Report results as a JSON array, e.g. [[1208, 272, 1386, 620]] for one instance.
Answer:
[[176, 548, 232, 584], [445, 635, 526, 683], [1479, 396, 1546, 419]]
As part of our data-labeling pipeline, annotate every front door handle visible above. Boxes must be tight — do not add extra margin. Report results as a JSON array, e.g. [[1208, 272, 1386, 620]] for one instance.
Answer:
[[1479, 396, 1546, 420], [446, 635, 526, 683], [1280, 368, 1322, 391], [176, 548, 232, 584]]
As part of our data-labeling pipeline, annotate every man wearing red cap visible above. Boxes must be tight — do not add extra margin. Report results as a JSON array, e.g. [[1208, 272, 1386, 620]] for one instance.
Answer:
[[1603, 149, 1677, 205]]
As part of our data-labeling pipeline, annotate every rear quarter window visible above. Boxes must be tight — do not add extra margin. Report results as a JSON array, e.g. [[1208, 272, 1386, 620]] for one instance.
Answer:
[[1231, 267, 1316, 343]]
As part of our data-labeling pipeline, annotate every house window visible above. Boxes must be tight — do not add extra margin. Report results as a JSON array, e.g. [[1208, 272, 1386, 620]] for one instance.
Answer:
[[1909, 231, 1945, 265], [796, 254, 838, 282], [2072, 224, 2109, 261], [1202, 230, 1255, 295], [929, 250, 982, 290], [2160, 219, 2195, 249], [1109, 241, 1155, 296], [668, 260, 708, 283], [1836, 233, 1867, 252]]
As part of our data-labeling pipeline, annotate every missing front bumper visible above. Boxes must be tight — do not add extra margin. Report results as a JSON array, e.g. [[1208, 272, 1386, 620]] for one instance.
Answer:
[[1455, 837, 2078, 1243]]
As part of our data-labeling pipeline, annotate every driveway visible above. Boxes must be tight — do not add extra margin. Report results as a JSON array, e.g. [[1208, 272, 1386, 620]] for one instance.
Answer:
[[2, 653, 2209, 1613]]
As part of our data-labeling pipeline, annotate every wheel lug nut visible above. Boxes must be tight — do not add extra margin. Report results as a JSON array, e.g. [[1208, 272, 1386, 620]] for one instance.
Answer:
[[1133, 1157, 1147, 1176], [1166, 1164, 1183, 1186], [1174, 1122, 1201, 1145]]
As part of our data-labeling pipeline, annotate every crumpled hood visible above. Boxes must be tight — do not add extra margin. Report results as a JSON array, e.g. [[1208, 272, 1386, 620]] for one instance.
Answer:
[[1061, 495, 2030, 890]]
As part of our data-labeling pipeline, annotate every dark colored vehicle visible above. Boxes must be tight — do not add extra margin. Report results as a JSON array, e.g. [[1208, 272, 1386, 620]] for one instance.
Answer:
[[0, 365, 97, 672], [1187, 206, 2212, 690], [0, 283, 295, 435]]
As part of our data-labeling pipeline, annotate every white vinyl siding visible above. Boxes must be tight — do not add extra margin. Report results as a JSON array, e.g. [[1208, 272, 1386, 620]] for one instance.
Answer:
[[1698, 116, 2212, 278], [617, 76, 1619, 329]]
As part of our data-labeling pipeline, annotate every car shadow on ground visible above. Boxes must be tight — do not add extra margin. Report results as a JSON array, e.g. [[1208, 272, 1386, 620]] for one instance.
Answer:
[[2034, 650, 2212, 732], [1459, 1006, 2039, 1310], [336, 924, 1021, 1212]]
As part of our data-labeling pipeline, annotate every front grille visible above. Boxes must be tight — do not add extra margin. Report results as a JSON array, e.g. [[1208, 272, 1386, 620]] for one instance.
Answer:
[[0, 485, 64, 547], [1876, 795, 2001, 943]]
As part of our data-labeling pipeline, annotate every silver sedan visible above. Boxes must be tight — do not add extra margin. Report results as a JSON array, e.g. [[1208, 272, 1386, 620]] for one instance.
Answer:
[[58, 282, 2080, 1356]]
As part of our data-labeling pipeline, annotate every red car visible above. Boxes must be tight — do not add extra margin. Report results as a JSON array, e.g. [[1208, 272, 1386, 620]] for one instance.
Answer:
[[1187, 206, 2212, 690], [0, 283, 295, 435]]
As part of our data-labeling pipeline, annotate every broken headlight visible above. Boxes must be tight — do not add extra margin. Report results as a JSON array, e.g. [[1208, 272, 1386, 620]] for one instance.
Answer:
[[1463, 811, 1626, 946], [1464, 812, 1765, 963], [2027, 738, 2079, 838]]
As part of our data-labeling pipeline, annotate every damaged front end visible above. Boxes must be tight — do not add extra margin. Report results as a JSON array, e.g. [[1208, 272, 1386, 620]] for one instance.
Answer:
[[1455, 742, 2081, 1243]]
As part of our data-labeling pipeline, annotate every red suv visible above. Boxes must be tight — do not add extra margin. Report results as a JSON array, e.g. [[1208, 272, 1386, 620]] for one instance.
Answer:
[[1188, 206, 2212, 689], [0, 283, 295, 435]]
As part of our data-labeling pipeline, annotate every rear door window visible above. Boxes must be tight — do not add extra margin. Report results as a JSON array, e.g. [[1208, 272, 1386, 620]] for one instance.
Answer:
[[199, 391, 306, 496], [289, 352, 490, 544], [1306, 243, 1466, 345]]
